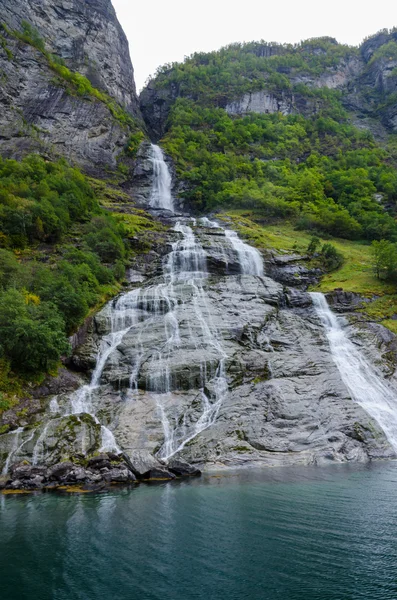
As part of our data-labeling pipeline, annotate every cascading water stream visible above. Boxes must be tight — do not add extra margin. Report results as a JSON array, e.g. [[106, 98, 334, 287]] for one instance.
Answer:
[[151, 220, 265, 459], [149, 144, 174, 212], [1, 146, 269, 470], [224, 229, 264, 276], [123, 220, 230, 460], [311, 292, 397, 453]]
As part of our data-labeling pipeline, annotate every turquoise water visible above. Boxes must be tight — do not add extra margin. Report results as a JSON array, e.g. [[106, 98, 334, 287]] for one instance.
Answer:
[[2, 462, 397, 600]]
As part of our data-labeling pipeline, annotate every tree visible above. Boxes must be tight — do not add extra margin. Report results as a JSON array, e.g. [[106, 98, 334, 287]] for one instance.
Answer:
[[0, 289, 69, 373], [371, 240, 397, 280]]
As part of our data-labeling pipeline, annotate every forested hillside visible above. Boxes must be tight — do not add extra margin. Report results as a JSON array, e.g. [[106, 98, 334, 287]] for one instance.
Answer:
[[142, 32, 397, 244]]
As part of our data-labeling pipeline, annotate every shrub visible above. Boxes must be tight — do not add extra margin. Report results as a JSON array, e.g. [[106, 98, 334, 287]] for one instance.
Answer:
[[320, 243, 344, 271], [307, 236, 320, 255]]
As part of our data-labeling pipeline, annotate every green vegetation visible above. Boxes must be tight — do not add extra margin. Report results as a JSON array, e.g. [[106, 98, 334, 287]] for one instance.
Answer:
[[369, 40, 397, 64], [125, 131, 146, 157], [371, 240, 397, 280], [143, 39, 397, 245], [154, 37, 357, 105], [0, 155, 132, 388], [163, 99, 397, 242], [0, 32, 13, 60]]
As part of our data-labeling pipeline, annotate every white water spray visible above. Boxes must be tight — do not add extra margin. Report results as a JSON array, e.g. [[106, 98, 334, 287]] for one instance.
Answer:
[[224, 229, 264, 276], [68, 295, 142, 453], [120, 220, 229, 460], [149, 144, 174, 212], [311, 292, 397, 453]]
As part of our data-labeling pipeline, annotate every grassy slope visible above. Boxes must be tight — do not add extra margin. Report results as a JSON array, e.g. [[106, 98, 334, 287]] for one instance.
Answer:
[[220, 211, 397, 333]]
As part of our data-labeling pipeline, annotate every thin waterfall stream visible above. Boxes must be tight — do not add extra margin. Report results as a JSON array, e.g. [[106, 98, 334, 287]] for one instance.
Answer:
[[311, 292, 397, 453], [149, 144, 174, 211]]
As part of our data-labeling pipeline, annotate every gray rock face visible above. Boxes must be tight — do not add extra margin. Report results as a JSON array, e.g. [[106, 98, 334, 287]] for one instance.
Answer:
[[226, 91, 295, 117], [265, 253, 322, 290], [225, 59, 362, 117], [0, 0, 142, 174], [325, 290, 368, 312], [0, 220, 394, 478], [140, 81, 179, 141], [2, 0, 139, 113]]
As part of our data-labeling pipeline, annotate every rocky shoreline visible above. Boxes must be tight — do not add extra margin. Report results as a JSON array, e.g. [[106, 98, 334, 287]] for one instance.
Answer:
[[0, 453, 201, 493]]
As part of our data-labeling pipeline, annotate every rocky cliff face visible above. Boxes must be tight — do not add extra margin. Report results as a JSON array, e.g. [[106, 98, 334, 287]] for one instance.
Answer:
[[2, 0, 140, 113], [0, 0, 143, 174], [225, 57, 363, 118], [340, 30, 397, 134]]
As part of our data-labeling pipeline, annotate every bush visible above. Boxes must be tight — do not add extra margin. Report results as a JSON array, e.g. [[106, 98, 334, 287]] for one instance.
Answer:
[[0, 155, 130, 376], [85, 216, 126, 262], [320, 243, 344, 271], [307, 236, 320, 255], [0, 249, 21, 289]]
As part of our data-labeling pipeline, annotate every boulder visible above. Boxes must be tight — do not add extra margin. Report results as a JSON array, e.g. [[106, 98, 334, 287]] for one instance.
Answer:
[[47, 462, 74, 481], [167, 458, 201, 477], [105, 468, 136, 483], [123, 450, 165, 479], [87, 455, 112, 470], [142, 469, 176, 481]]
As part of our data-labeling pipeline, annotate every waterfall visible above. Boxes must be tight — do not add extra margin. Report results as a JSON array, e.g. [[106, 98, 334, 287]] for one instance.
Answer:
[[149, 144, 174, 212], [1, 216, 268, 471], [224, 229, 264, 276], [311, 292, 397, 453], [120, 220, 229, 460], [1, 428, 24, 475], [67, 293, 143, 453], [199, 218, 264, 276], [2, 428, 35, 475]]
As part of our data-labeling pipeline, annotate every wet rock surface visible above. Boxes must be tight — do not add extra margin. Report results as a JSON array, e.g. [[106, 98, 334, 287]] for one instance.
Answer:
[[1, 451, 200, 491], [1, 217, 395, 486]]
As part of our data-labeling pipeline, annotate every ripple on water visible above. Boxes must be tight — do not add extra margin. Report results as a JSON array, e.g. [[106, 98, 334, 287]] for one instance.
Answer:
[[1, 463, 397, 600]]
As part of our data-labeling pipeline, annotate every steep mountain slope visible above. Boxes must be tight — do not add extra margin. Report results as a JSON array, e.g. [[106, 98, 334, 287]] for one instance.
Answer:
[[2, 5, 397, 490], [0, 0, 144, 175]]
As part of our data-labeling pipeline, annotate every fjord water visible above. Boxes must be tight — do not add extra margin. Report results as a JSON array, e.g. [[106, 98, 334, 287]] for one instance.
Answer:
[[2, 463, 397, 600]]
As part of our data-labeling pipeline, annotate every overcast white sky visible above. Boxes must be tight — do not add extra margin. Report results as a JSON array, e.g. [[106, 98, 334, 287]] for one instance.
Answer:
[[113, 0, 397, 92]]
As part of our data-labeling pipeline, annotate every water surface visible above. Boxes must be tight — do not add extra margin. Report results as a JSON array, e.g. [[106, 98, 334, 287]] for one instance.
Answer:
[[2, 462, 397, 600]]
